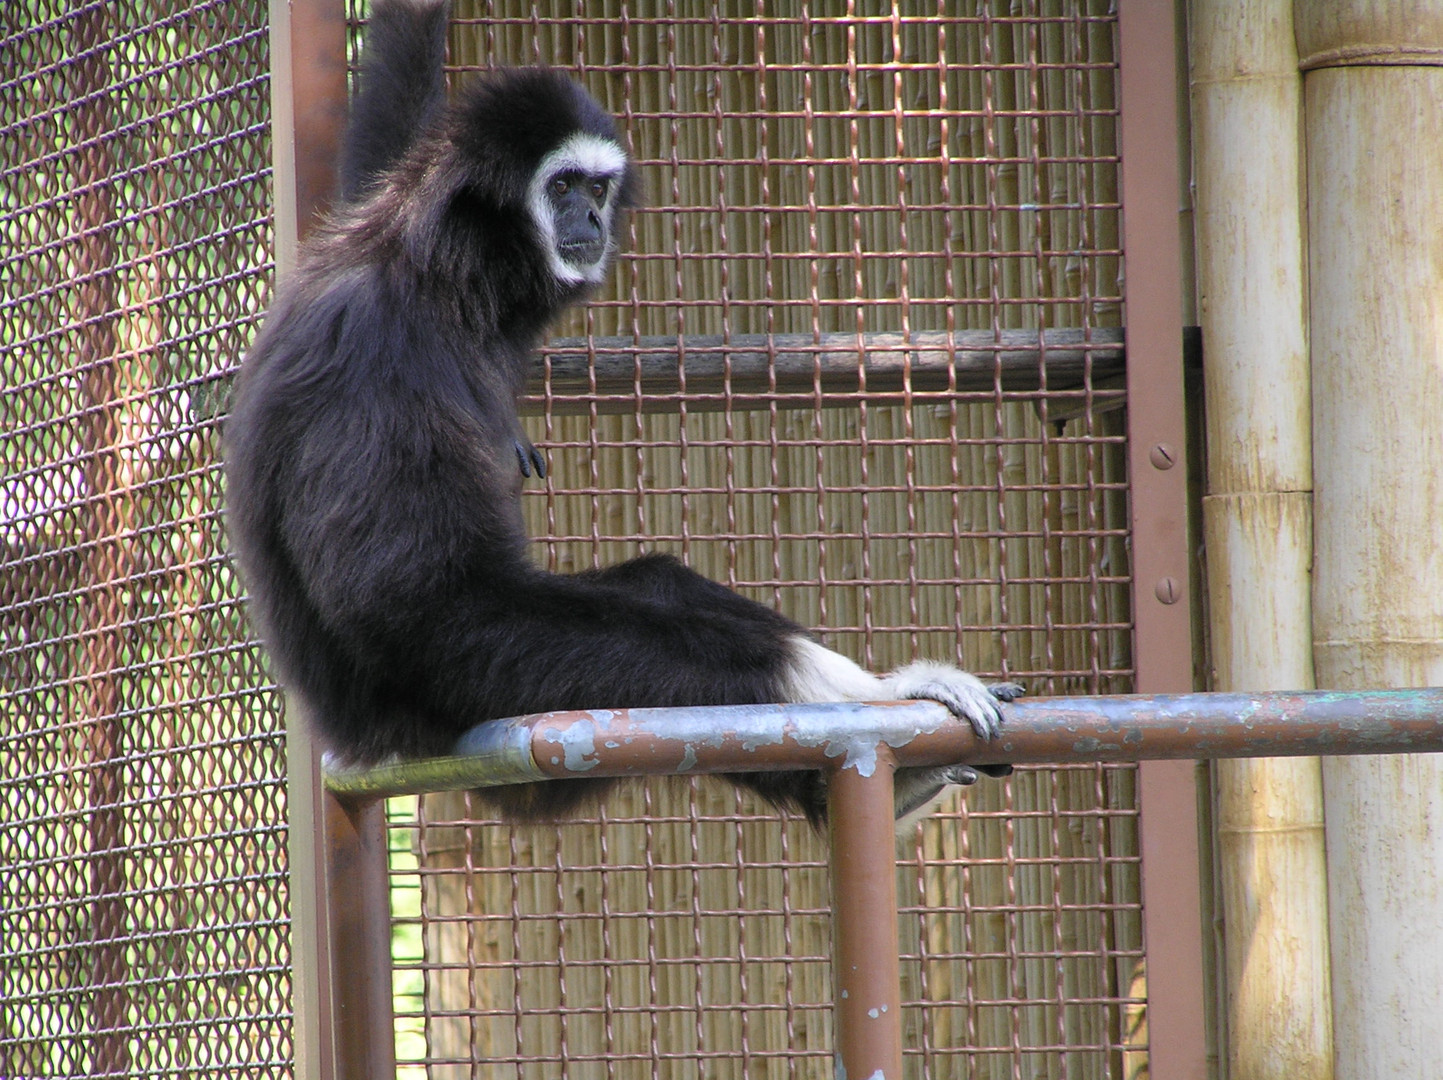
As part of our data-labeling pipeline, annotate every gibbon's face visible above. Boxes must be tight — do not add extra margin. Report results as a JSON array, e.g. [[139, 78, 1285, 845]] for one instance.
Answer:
[[527, 132, 630, 286]]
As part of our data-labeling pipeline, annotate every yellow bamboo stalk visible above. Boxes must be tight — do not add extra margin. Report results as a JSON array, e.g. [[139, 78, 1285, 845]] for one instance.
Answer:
[[1296, 3, 1443, 1074], [1189, 3, 1332, 1078]]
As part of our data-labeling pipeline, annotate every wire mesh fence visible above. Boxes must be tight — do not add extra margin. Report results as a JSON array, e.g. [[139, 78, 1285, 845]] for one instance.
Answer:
[[1, 2, 288, 1076], [381, 3, 1143, 1078], [390, 770, 1143, 1080], [3, 1, 1146, 1077]]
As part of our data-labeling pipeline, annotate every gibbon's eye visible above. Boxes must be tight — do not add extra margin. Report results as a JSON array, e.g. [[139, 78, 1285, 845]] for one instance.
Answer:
[[590, 179, 609, 202], [552, 176, 570, 197]]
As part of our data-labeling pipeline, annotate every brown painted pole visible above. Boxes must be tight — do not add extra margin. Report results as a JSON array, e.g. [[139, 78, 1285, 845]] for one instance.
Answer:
[[827, 747, 904, 1080], [1116, 0, 1208, 1072], [323, 796, 397, 1080], [320, 687, 1443, 1077], [268, 1, 373, 1077]]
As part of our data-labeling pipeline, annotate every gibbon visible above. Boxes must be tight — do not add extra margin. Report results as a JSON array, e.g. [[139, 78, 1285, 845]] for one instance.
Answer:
[[224, 0, 1018, 825]]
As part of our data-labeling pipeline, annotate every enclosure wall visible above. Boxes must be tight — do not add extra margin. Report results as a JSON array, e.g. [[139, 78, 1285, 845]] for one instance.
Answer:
[[1, 3, 291, 1076], [0, 3, 1192, 1078], [372, 4, 1154, 1078]]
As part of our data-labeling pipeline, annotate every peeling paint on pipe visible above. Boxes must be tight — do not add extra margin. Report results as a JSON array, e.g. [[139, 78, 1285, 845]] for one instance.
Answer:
[[323, 688, 1443, 801]]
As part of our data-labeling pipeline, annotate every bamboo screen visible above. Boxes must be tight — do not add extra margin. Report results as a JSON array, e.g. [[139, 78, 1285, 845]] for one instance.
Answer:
[[0, 2, 289, 1077], [386, 4, 1144, 1080]]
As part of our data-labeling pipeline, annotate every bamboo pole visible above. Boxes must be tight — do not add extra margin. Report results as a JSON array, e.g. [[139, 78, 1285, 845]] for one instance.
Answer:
[[1296, 3, 1443, 1075], [1189, 4, 1332, 1079]]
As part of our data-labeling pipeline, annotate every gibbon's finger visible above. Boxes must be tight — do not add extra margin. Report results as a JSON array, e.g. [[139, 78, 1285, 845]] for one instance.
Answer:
[[976, 684, 1024, 777], [987, 681, 1026, 703]]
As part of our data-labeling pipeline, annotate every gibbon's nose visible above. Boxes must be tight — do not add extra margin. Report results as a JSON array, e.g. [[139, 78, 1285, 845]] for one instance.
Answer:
[[587, 209, 602, 235]]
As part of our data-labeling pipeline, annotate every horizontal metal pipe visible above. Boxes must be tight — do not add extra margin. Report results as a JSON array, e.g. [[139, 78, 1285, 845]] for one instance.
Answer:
[[529, 326, 1125, 413], [323, 688, 1443, 801]]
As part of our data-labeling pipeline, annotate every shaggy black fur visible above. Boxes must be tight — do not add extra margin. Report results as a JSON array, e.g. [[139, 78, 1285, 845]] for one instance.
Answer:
[[225, 0, 1010, 825]]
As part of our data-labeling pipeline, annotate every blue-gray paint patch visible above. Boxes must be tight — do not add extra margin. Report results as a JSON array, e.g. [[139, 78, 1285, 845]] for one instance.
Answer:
[[540, 718, 602, 773]]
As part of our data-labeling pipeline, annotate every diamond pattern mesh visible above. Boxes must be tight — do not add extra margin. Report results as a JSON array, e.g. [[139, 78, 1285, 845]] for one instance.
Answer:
[[1, 3, 289, 1076]]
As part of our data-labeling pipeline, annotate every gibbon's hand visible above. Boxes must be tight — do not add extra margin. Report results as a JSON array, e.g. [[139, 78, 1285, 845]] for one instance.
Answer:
[[976, 681, 1025, 778], [514, 439, 547, 480], [888, 681, 1023, 821], [888, 670, 1023, 782]]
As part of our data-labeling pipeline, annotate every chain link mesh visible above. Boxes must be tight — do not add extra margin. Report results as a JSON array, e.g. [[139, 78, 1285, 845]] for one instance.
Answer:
[[383, 4, 1144, 1078], [2, 2, 288, 1076], [3, 2, 1146, 1077]]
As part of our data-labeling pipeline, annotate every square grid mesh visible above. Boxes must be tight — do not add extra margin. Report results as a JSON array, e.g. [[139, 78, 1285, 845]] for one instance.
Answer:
[[1, 2, 287, 1076], [379, 3, 1145, 1079]]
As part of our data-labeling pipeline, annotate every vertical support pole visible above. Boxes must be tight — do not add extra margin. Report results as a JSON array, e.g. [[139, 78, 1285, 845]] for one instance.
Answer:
[[828, 750, 904, 1080], [325, 796, 398, 1078], [1117, 2, 1209, 1078], [287, 722, 336, 1080], [288, 720, 397, 1080], [267, 2, 356, 1078]]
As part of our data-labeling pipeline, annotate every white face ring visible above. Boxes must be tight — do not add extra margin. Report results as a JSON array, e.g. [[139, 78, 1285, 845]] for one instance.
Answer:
[[526, 133, 629, 286]]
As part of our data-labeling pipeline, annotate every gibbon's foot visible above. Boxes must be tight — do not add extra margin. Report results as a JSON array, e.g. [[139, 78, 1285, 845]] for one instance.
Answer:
[[892, 761, 998, 822], [885, 672, 1023, 822], [886, 661, 1023, 742], [940, 763, 983, 786], [514, 439, 547, 479]]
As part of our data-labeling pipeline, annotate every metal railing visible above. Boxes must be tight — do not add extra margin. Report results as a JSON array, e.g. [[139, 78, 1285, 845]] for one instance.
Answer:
[[318, 689, 1443, 1079]]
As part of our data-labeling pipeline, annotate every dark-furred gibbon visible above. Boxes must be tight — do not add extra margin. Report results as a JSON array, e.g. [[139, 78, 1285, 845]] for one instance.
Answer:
[[224, 0, 1019, 826]]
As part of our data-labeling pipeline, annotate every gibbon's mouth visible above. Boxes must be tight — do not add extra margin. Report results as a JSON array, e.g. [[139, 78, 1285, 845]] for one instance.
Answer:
[[558, 239, 606, 266]]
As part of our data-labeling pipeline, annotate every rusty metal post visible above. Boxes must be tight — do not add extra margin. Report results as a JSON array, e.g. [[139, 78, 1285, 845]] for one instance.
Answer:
[[323, 795, 398, 1079], [827, 747, 904, 1080], [322, 690, 1443, 1074], [1117, 0, 1210, 1077], [267, 1, 393, 1078], [326, 690, 1443, 801]]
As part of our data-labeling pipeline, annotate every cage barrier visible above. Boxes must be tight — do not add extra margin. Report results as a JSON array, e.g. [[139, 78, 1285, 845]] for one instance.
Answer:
[[0, 2, 1224, 1073], [314, 688, 1443, 1080]]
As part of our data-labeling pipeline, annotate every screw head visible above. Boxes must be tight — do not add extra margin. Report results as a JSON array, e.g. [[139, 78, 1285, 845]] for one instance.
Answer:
[[1149, 444, 1177, 470], [1154, 577, 1181, 605]]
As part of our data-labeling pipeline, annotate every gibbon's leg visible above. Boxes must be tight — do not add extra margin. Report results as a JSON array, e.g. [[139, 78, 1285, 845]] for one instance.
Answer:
[[430, 555, 1020, 825], [228, 2, 1023, 827]]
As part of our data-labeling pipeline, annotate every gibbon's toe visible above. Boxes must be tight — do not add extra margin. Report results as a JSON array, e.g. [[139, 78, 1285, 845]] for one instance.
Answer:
[[987, 681, 1026, 703], [941, 763, 982, 787]]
